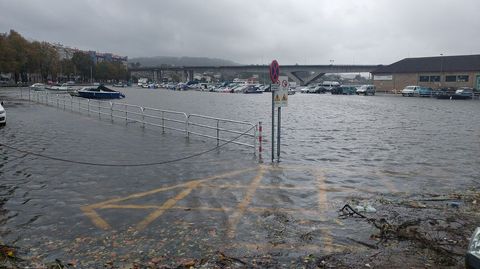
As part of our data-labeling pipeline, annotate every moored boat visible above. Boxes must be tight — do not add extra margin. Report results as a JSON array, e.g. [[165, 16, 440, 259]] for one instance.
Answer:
[[77, 85, 125, 99]]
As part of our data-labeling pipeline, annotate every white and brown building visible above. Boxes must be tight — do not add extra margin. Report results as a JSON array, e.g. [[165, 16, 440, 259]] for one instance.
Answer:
[[372, 54, 480, 92]]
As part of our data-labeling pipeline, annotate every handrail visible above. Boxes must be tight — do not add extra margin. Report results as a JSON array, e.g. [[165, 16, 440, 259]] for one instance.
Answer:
[[22, 89, 258, 155]]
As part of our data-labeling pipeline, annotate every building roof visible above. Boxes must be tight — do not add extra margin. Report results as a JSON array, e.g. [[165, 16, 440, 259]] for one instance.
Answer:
[[373, 54, 480, 74]]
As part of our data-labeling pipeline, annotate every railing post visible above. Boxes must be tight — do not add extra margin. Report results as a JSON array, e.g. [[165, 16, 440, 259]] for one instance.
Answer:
[[28, 88, 30, 101], [253, 123, 257, 156], [186, 115, 189, 139], [70, 96, 73, 111], [141, 107, 145, 128], [63, 95, 66, 110], [20, 88, 23, 99], [87, 99, 90, 115], [258, 122, 262, 161], [162, 111, 165, 133], [98, 101, 101, 118], [216, 120, 220, 146], [56, 94, 59, 107], [125, 103, 127, 123]]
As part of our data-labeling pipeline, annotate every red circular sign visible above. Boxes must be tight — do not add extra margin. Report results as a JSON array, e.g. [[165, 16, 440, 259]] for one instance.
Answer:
[[269, 60, 280, 83], [282, 79, 288, 88]]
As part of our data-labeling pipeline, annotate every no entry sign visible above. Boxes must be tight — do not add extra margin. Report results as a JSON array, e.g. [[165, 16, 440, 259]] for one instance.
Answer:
[[269, 60, 280, 83]]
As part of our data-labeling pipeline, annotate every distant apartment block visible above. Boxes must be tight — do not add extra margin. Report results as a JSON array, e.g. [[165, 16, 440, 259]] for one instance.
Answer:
[[52, 43, 128, 66]]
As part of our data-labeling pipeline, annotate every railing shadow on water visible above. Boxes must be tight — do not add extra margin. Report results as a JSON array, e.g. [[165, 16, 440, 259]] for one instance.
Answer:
[[20, 88, 259, 156]]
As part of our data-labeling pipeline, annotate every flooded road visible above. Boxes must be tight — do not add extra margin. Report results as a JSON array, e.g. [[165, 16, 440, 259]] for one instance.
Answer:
[[0, 87, 479, 267]]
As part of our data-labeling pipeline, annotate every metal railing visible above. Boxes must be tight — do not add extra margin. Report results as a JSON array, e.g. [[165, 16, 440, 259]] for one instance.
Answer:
[[20, 89, 257, 154], [187, 114, 257, 151]]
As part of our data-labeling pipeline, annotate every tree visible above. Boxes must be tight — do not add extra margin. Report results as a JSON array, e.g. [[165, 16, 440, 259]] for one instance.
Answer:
[[7, 30, 30, 82], [71, 52, 94, 82]]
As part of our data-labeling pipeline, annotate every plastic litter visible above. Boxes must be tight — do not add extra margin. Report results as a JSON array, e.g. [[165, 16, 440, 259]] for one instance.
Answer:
[[365, 205, 377, 213], [354, 205, 376, 213]]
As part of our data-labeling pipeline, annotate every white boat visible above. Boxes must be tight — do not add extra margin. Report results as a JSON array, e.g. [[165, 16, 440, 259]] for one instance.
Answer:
[[29, 83, 45, 91], [47, 83, 73, 91]]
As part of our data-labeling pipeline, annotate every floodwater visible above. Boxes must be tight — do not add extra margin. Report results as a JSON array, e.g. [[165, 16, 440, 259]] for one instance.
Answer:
[[0, 87, 479, 267]]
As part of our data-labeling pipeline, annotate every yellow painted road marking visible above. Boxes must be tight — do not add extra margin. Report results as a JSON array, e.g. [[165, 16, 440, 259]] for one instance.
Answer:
[[82, 167, 258, 230], [136, 180, 201, 230], [81, 207, 112, 230], [314, 169, 334, 254], [227, 167, 265, 238]]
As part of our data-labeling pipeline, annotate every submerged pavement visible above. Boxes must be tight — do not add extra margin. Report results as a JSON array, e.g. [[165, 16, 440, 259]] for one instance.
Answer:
[[0, 88, 479, 267]]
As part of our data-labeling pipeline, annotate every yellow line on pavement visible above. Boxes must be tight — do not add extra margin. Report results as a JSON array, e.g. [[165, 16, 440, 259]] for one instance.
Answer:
[[81, 207, 112, 230], [315, 169, 334, 254], [136, 181, 201, 230], [82, 167, 258, 230], [199, 183, 317, 191], [227, 167, 265, 238]]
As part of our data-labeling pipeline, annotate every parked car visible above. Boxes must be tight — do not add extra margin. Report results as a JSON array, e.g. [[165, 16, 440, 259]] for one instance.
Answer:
[[452, 87, 475, 100], [414, 86, 433, 97], [332, 85, 357, 95], [435, 87, 456, 99], [401, 85, 419, 96], [356, 85, 376, 95], [0, 101, 6, 126]]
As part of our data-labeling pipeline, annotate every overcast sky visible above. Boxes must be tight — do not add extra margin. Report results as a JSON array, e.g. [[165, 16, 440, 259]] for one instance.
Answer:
[[1, 0, 479, 65]]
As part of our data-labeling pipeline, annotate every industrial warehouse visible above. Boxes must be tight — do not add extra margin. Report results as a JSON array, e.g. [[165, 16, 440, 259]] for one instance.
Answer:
[[372, 54, 480, 92]]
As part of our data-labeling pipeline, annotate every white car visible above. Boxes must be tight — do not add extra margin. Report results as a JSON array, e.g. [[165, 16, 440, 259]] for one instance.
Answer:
[[0, 101, 6, 126], [356, 85, 376, 95], [401, 85, 419, 97]]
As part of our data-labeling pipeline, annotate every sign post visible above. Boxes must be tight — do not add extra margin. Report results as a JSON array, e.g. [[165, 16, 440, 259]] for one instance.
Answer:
[[269, 60, 280, 162], [275, 76, 288, 161]]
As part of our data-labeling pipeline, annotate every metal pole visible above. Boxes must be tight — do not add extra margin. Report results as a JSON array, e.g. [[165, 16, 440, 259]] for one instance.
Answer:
[[216, 120, 220, 146], [141, 107, 145, 128], [277, 107, 281, 161], [162, 111, 165, 133], [271, 84, 275, 162], [125, 103, 127, 123], [87, 99, 90, 115], [258, 121, 263, 162]]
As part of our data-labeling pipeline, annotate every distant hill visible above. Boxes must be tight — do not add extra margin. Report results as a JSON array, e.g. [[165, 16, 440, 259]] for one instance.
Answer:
[[128, 56, 239, 67]]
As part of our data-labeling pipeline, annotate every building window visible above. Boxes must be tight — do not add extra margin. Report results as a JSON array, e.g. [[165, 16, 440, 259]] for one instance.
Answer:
[[419, 76, 429, 82], [457, 75, 469, 82], [445, 75, 457, 82], [429, 76, 440, 82]]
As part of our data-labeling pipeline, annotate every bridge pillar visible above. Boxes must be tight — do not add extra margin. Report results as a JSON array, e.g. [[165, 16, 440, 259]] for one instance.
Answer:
[[153, 70, 158, 82], [286, 71, 305, 86], [188, 70, 194, 82], [182, 70, 188, 82], [304, 72, 325, 85]]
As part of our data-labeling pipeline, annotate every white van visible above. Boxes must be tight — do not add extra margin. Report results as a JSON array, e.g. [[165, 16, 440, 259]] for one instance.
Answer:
[[322, 81, 340, 91]]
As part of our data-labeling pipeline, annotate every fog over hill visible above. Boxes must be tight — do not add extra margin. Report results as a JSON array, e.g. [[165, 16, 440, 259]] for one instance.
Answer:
[[128, 56, 239, 67]]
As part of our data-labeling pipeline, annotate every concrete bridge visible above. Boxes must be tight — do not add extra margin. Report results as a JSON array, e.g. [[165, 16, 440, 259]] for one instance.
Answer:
[[129, 64, 382, 86]]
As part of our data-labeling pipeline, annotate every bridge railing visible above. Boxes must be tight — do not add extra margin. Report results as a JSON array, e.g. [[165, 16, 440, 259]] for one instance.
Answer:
[[21, 89, 257, 155]]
